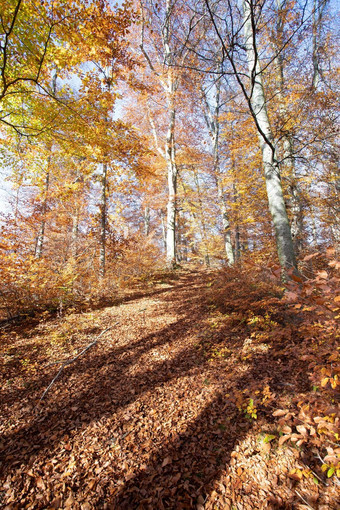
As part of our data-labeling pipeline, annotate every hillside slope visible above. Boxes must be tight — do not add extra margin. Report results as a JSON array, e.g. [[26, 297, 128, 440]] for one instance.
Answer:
[[0, 269, 339, 509]]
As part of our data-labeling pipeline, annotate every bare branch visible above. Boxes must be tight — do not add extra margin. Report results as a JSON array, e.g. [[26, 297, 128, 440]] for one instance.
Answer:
[[38, 325, 117, 404]]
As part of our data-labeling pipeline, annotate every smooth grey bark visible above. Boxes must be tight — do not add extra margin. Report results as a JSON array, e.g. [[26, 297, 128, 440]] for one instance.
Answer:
[[232, 180, 241, 261], [165, 86, 178, 266], [312, 0, 329, 88], [274, 0, 303, 254], [34, 73, 57, 259], [140, 0, 180, 268], [35, 159, 50, 259], [216, 176, 234, 264], [71, 209, 79, 259], [243, 0, 297, 271], [144, 206, 151, 236], [308, 205, 319, 247], [235, 224, 241, 261], [99, 162, 107, 277], [201, 81, 234, 265], [159, 209, 167, 251], [193, 171, 210, 266]]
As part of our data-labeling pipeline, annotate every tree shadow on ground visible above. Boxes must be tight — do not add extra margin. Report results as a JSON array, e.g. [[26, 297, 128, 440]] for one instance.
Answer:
[[0, 273, 200, 410], [0, 271, 313, 509]]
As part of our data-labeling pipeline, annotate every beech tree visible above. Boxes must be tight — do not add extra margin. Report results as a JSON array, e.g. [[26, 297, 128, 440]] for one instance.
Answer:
[[0, 0, 339, 317]]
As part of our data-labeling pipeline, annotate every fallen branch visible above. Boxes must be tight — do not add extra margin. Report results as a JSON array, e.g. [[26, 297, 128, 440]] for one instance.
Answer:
[[295, 490, 315, 510], [38, 325, 116, 403]]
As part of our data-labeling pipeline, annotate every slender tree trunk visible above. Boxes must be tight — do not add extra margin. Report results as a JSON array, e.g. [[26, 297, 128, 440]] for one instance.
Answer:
[[274, 0, 303, 254], [140, 0, 180, 268], [232, 180, 241, 261], [160, 209, 167, 251], [201, 80, 234, 265], [211, 84, 234, 265], [215, 175, 234, 265], [165, 75, 178, 267], [35, 73, 58, 259], [35, 161, 50, 259], [194, 171, 210, 266], [163, 0, 178, 267], [99, 162, 107, 277], [243, 0, 297, 271], [312, 0, 328, 88], [310, 206, 319, 247], [71, 208, 79, 258], [235, 224, 241, 261], [144, 206, 151, 236]]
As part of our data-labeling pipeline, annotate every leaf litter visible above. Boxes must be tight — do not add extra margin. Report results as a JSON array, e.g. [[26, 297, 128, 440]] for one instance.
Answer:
[[0, 268, 339, 509]]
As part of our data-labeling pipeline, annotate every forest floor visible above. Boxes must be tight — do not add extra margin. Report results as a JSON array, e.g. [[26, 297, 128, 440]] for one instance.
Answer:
[[0, 268, 339, 510]]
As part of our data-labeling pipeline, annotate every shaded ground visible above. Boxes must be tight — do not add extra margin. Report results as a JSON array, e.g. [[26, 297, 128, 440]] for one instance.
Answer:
[[0, 269, 338, 509]]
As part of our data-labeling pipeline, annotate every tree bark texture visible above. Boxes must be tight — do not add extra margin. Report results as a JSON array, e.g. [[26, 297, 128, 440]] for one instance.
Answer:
[[243, 0, 297, 271]]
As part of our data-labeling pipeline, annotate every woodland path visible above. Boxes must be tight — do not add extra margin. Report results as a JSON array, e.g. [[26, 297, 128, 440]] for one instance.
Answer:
[[0, 269, 337, 509]]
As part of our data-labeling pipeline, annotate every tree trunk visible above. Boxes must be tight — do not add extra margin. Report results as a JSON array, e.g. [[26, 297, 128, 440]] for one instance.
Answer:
[[243, 0, 297, 271], [99, 162, 107, 277], [194, 171, 210, 266], [160, 209, 167, 251], [35, 162, 50, 259], [274, 0, 303, 254], [312, 0, 328, 88], [165, 76, 178, 267], [144, 206, 151, 236], [71, 208, 79, 258], [201, 80, 234, 265], [215, 176, 234, 265]]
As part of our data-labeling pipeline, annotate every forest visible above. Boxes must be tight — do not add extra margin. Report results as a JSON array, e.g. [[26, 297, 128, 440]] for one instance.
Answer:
[[0, 0, 339, 508]]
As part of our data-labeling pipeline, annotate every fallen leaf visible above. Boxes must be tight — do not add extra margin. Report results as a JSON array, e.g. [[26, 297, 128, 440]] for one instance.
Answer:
[[162, 456, 172, 467]]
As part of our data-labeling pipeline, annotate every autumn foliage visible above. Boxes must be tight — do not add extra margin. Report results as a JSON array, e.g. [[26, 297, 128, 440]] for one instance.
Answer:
[[0, 0, 339, 507]]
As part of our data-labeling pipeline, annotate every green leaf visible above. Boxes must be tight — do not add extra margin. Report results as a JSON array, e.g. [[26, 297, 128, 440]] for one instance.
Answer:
[[327, 467, 335, 478], [264, 434, 276, 443]]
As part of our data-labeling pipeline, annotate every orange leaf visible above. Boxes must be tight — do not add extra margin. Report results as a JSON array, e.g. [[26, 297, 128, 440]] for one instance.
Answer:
[[303, 252, 319, 261], [289, 468, 303, 480]]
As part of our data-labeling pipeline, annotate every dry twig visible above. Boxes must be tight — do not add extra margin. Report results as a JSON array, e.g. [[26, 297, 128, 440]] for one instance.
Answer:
[[38, 325, 116, 403], [295, 490, 315, 510]]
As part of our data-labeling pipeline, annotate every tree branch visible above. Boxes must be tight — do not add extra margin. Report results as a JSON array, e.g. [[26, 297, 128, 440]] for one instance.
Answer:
[[37, 325, 117, 404]]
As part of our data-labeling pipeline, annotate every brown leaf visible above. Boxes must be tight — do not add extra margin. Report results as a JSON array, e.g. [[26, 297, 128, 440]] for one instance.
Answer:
[[279, 435, 291, 446], [65, 493, 75, 508], [288, 469, 303, 481], [284, 292, 299, 302], [162, 456, 172, 467], [303, 252, 320, 261], [273, 409, 289, 417], [259, 441, 271, 454], [36, 477, 45, 490], [172, 472, 181, 484], [296, 425, 308, 436]]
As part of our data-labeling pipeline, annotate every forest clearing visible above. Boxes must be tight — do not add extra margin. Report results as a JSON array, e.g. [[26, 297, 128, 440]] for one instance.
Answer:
[[0, 0, 339, 508]]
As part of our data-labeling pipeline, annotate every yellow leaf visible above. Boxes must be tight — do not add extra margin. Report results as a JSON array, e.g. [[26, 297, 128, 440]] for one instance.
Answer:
[[321, 377, 329, 387]]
